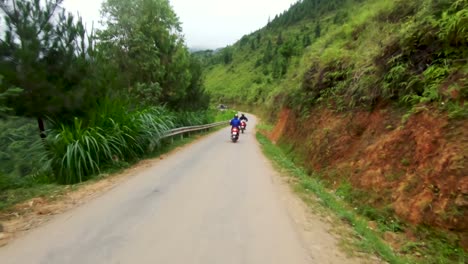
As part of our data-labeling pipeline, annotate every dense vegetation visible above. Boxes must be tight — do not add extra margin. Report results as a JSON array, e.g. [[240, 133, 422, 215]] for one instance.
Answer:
[[0, 0, 214, 193], [204, 0, 467, 119]]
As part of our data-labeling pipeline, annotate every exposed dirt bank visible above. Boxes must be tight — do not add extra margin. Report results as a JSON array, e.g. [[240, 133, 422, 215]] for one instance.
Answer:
[[270, 106, 467, 249]]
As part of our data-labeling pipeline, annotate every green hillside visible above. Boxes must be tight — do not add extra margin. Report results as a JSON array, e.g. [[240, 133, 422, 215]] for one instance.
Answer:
[[204, 0, 467, 118]]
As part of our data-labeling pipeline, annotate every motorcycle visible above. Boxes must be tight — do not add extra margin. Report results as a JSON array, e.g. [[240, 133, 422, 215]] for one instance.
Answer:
[[231, 127, 240, 142], [240, 120, 247, 133]]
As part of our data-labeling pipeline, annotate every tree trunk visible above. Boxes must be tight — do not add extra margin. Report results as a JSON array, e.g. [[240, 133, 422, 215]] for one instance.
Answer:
[[37, 117, 46, 139]]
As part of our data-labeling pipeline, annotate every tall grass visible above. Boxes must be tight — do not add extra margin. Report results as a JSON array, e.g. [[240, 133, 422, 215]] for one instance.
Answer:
[[38, 103, 176, 184]]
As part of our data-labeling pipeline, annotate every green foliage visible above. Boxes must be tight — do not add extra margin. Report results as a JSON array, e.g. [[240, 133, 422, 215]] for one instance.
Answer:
[[381, 0, 468, 108], [97, 0, 207, 110], [173, 111, 213, 127], [302, 34, 312, 47], [0, 75, 22, 117], [0, 0, 98, 121], [174, 108, 235, 126], [314, 22, 321, 38], [222, 47, 233, 64], [268, 0, 350, 27], [132, 82, 164, 106], [181, 56, 211, 110], [38, 101, 174, 184], [438, 0, 468, 47], [0, 117, 40, 177], [212, 109, 237, 122], [333, 10, 350, 24], [447, 101, 468, 119]]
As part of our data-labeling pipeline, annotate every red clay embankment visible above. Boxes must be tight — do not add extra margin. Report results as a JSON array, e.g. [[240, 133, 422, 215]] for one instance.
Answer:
[[270, 106, 467, 248]]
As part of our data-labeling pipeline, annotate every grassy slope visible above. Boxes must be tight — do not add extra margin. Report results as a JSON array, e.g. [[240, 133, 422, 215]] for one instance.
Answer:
[[205, 0, 379, 102]]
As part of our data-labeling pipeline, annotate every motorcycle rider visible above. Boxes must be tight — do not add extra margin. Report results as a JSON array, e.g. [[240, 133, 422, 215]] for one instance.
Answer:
[[230, 114, 241, 129], [239, 114, 249, 133], [239, 113, 248, 122]]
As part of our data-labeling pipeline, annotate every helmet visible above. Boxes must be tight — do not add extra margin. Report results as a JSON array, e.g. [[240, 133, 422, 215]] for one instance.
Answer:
[[234, 114, 238, 118]]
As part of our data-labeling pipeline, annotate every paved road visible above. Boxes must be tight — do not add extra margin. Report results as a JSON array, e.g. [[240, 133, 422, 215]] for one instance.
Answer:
[[0, 118, 315, 264]]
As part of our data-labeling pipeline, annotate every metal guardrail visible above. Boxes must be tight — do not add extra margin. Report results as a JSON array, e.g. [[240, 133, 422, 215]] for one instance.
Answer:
[[161, 121, 229, 139]]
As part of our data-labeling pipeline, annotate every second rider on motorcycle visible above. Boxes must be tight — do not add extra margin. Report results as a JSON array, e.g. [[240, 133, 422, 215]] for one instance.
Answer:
[[239, 113, 248, 133], [239, 113, 248, 122]]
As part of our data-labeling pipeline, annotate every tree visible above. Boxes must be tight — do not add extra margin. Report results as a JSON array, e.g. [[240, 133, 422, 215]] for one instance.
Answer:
[[0, 0, 97, 137], [272, 57, 288, 79], [276, 31, 284, 45], [263, 39, 273, 64], [175, 56, 209, 110], [250, 39, 256, 50], [98, 0, 198, 108], [278, 39, 297, 59], [240, 35, 249, 48], [222, 47, 233, 64], [315, 21, 321, 38], [303, 34, 312, 47]]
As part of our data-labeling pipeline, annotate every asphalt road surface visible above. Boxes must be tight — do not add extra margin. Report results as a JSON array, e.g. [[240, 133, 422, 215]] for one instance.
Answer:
[[0, 117, 352, 264]]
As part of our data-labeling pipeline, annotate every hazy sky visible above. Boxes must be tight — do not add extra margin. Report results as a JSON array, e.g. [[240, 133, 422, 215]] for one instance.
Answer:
[[63, 0, 298, 49]]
